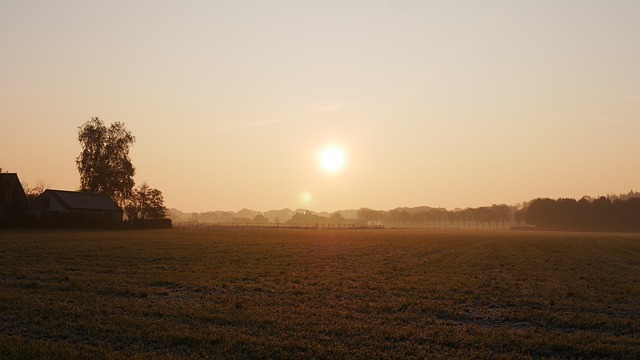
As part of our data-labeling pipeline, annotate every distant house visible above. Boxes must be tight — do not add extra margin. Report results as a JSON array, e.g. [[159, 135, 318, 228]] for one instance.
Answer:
[[32, 190, 124, 227], [0, 173, 29, 226]]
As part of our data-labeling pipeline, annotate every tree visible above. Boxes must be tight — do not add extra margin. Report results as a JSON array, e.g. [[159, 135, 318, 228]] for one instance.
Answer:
[[357, 208, 371, 223], [398, 210, 411, 227], [124, 183, 166, 221], [387, 209, 400, 227], [474, 207, 492, 229], [525, 198, 556, 228], [412, 211, 427, 228], [514, 208, 527, 227], [461, 208, 474, 229], [329, 211, 344, 224], [451, 209, 463, 228], [21, 180, 47, 202], [76, 117, 135, 205], [491, 204, 512, 229]]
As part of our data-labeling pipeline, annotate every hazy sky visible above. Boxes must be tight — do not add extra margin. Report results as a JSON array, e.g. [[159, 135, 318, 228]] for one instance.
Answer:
[[2, 1, 639, 213]]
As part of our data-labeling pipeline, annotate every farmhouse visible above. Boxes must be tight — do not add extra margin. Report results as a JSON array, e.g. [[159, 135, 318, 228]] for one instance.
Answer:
[[33, 190, 124, 227], [0, 173, 29, 226]]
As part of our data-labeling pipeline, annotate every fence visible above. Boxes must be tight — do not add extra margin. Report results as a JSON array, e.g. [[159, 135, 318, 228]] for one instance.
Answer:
[[173, 221, 384, 230], [173, 221, 517, 230]]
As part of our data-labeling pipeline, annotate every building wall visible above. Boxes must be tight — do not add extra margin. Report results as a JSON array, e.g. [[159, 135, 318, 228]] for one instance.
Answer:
[[45, 195, 67, 212], [38, 210, 123, 228], [34, 197, 123, 227], [0, 174, 29, 226]]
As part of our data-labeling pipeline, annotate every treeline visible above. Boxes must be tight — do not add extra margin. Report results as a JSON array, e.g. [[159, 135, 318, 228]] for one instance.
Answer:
[[518, 196, 640, 231], [357, 204, 514, 229], [167, 190, 640, 231], [169, 205, 517, 229]]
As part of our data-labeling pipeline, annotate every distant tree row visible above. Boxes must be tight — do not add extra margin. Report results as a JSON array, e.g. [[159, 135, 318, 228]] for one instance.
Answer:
[[518, 196, 640, 231], [167, 191, 640, 232], [175, 206, 517, 229], [357, 204, 514, 229]]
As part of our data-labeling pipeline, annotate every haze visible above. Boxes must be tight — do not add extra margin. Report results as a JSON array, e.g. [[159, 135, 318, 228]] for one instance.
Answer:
[[2, 1, 639, 213]]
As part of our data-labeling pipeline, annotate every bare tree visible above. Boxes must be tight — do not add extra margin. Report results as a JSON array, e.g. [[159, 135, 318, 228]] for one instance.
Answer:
[[21, 180, 47, 202]]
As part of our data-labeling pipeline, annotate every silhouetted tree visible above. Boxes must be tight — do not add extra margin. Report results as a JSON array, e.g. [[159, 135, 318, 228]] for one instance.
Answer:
[[124, 182, 166, 221], [475, 207, 492, 229], [591, 196, 612, 229], [608, 190, 640, 201], [490, 204, 512, 229], [398, 210, 411, 227], [329, 211, 344, 224], [428, 209, 445, 228], [460, 208, 473, 229], [76, 117, 135, 205], [525, 198, 555, 228], [451, 209, 463, 228], [522, 196, 640, 231], [412, 211, 427, 227], [514, 208, 527, 227], [386, 209, 400, 227], [620, 198, 640, 231], [357, 208, 373, 224], [21, 180, 47, 202], [371, 209, 385, 226]]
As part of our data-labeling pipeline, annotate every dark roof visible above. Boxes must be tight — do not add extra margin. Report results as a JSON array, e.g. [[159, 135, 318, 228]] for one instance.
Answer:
[[43, 190, 123, 212], [1, 173, 21, 193], [0, 173, 27, 204], [0, 173, 28, 212]]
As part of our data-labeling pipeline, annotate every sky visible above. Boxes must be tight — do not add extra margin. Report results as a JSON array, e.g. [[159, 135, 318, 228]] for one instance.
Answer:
[[1, 0, 639, 213]]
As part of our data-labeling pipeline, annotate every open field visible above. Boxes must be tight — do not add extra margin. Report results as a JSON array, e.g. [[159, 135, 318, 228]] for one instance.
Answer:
[[1, 228, 639, 359]]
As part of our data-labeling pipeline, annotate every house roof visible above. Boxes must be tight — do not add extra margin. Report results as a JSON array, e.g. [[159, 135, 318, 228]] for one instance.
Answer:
[[42, 190, 123, 212], [1, 173, 21, 192], [0, 173, 27, 204]]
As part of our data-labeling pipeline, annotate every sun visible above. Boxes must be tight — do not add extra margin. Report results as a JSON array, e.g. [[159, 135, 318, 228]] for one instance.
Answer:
[[317, 145, 346, 174]]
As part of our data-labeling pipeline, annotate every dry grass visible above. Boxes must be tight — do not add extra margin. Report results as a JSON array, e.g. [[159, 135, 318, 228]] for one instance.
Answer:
[[1, 228, 639, 358]]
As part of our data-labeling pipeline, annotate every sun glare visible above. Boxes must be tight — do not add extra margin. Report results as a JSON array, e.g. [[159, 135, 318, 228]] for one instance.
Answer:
[[298, 191, 312, 204], [317, 145, 346, 174]]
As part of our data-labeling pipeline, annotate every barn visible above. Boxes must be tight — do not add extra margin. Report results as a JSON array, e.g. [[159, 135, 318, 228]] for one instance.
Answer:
[[0, 173, 29, 226], [33, 190, 124, 227]]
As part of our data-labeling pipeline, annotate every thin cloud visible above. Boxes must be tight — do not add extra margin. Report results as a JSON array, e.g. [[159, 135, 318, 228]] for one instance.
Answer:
[[313, 104, 349, 113], [233, 103, 350, 129], [233, 119, 285, 129]]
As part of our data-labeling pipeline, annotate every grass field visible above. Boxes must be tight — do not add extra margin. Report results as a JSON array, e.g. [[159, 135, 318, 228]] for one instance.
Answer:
[[1, 228, 639, 359]]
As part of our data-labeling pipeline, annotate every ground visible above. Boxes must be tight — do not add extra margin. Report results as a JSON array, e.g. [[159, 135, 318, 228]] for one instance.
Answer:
[[1, 228, 639, 358]]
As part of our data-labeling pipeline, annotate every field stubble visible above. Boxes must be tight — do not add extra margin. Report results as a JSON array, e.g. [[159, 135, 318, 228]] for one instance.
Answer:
[[1, 228, 639, 358]]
